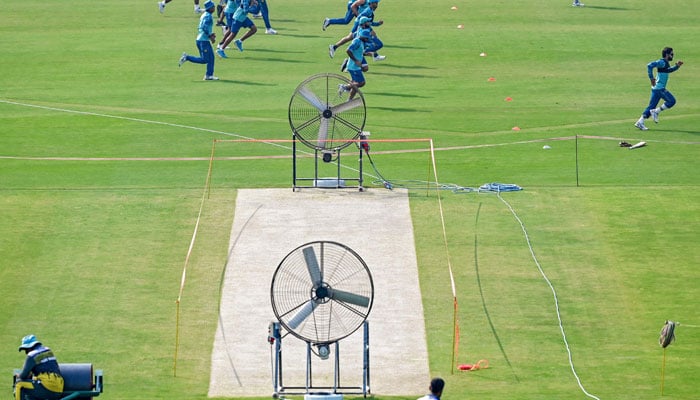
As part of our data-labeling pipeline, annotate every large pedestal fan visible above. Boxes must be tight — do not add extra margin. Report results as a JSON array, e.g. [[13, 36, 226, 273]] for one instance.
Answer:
[[269, 241, 374, 398], [288, 73, 367, 191]]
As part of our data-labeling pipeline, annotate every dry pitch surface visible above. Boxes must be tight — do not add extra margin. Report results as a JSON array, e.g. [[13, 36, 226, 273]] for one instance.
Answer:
[[209, 188, 430, 397]]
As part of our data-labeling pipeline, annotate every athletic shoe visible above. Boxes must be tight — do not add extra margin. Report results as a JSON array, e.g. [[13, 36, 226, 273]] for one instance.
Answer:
[[216, 21, 226, 27], [650, 108, 659, 123], [337, 84, 348, 98], [253, 12, 262, 18], [216, 49, 228, 58], [265, 28, 277, 35], [373, 54, 386, 61], [572, 1, 584, 6], [203, 75, 220, 80], [322, 18, 330, 31], [634, 120, 648, 131], [235, 39, 244, 52], [194, 5, 203, 13], [340, 58, 348, 72], [178, 52, 188, 67], [329, 44, 336, 58], [158, 1, 165, 13]]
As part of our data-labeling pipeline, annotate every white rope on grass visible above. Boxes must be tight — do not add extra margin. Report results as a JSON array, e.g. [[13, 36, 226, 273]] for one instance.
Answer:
[[496, 192, 601, 400]]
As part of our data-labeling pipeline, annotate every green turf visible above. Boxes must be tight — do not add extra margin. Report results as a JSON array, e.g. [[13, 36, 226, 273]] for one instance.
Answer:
[[1, 0, 698, 399]]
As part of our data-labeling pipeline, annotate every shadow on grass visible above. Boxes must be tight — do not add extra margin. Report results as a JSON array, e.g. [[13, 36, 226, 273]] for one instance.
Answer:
[[376, 63, 436, 70], [371, 92, 431, 99], [651, 128, 700, 135], [474, 202, 520, 383], [244, 56, 316, 64], [582, 6, 635, 11], [370, 71, 436, 79], [201, 79, 277, 86], [383, 44, 428, 51], [248, 48, 307, 55], [369, 106, 429, 113]]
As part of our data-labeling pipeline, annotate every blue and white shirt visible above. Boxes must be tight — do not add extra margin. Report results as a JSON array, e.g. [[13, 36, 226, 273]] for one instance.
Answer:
[[346, 37, 366, 71], [224, 0, 240, 14], [648, 58, 680, 90], [196, 10, 214, 41]]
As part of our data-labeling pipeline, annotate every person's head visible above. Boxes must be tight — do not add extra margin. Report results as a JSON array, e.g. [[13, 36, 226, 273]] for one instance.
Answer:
[[358, 16, 371, 28], [204, 0, 216, 13], [18, 334, 41, 353], [429, 377, 445, 397], [662, 47, 674, 61], [368, 0, 379, 10]]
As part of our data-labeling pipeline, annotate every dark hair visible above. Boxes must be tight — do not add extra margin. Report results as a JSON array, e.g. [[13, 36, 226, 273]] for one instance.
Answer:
[[662, 47, 674, 58], [430, 377, 445, 395]]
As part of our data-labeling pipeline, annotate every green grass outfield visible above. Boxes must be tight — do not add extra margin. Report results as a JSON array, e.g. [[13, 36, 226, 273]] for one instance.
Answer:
[[1, 0, 698, 399]]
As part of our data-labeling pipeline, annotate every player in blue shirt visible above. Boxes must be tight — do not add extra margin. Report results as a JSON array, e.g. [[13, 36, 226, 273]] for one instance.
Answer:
[[178, 1, 219, 80], [322, 0, 369, 31], [338, 28, 372, 100], [635, 47, 684, 131], [329, 0, 381, 58], [217, 0, 257, 57]]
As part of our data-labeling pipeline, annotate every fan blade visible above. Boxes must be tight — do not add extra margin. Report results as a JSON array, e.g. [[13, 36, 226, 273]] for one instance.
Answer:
[[330, 289, 370, 308], [287, 300, 318, 329], [302, 246, 322, 286], [317, 117, 329, 148], [330, 97, 363, 114], [298, 86, 327, 112]]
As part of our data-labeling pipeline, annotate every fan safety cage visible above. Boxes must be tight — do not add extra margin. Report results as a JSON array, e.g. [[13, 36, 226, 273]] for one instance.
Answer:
[[288, 73, 366, 152], [271, 241, 374, 344]]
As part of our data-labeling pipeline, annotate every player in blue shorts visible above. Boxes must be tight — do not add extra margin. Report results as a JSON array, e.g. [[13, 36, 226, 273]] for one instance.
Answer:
[[178, 1, 219, 80], [329, 0, 381, 58], [322, 0, 369, 31], [338, 28, 372, 100], [217, 0, 257, 58], [634, 47, 684, 131]]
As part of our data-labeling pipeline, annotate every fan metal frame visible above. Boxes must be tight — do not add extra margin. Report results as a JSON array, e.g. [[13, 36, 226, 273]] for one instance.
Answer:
[[288, 73, 366, 152], [270, 240, 374, 345]]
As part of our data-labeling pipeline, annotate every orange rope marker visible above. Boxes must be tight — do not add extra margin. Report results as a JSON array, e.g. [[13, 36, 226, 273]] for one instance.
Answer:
[[458, 359, 489, 371]]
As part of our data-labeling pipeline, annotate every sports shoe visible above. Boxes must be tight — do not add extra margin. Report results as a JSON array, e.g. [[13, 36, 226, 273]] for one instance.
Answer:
[[634, 120, 648, 131], [234, 39, 244, 52], [253, 12, 262, 18], [322, 18, 330, 31], [329, 44, 336, 58], [572, 1, 584, 6], [337, 84, 348, 98], [203, 75, 220, 81], [194, 5, 203, 13], [340, 58, 348, 72], [373, 54, 386, 61], [216, 48, 228, 58], [650, 108, 659, 123], [158, 1, 165, 13], [178, 52, 188, 67], [216, 21, 226, 27], [265, 28, 277, 35]]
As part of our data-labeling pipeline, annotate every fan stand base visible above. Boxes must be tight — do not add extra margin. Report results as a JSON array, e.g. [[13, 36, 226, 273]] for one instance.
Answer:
[[271, 321, 371, 398], [292, 138, 364, 192]]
